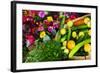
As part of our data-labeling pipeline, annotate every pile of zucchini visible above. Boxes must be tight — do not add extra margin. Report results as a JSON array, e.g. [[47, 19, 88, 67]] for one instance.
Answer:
[[55, 14, 91, 59]]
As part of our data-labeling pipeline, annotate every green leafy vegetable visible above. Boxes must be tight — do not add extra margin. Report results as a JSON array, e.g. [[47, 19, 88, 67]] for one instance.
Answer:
[[25, 40, 66, 62]]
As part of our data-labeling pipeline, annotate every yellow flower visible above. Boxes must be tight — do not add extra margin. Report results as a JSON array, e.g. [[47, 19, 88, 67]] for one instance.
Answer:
[[61, 46, 66, 50], [79, 31, 84, 37], [72, 31, 77, 38], [64, 48, 69, 54], [40, 31, 46, 38], [47, 16, 53, 22], [67, 40, 75, 50], [67, 20, 73, 27], [84, 17, 90, 24], [60, 28, 66, 35], [87, 21, 91, 28], [63, 41, 67, 46], [88, 29, 91, 36], [84, 44, 91, 52]]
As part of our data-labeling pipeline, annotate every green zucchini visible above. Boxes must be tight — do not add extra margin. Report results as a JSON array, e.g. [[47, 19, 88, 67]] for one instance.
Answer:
[[69, 38, 91, 58], [72, 24, 89, 31]]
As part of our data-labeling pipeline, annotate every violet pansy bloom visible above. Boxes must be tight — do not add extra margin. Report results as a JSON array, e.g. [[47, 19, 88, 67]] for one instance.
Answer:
[[48, 26, 54, 32], [38, 11, 46, 18], [53, 24, 59, 29], [53, 22, 59, 29]]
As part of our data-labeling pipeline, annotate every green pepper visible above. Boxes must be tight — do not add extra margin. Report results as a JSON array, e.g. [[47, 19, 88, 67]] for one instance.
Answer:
[[68, 38, 91, 58]]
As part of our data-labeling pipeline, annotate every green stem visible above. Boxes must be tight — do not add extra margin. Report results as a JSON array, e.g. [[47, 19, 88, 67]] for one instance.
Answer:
[[67, 28, 71, 41], [54, 31, 61, 41], [55, 15, 65, 41], [60, 15, 65, 28], [60, 35, 67, 42]]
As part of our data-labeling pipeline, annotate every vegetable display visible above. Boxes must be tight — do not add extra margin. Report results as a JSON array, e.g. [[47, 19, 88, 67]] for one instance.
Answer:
[[22, 10, 91, 62]]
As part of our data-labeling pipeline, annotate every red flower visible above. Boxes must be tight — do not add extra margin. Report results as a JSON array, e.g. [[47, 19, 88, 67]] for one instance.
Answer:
[[23, 16, 34, 24]]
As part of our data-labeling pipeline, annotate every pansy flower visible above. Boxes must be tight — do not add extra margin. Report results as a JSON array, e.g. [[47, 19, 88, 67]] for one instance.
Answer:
[[38, 11, 46, 18], [53, 15, 59, 20], [29, 10, 36, 18], [40, 31, 46, 38], [47, 26, 54, 32], [47, 16, 53, 22], [23, 16, 34, 24], [38, 26, 44, 31], [53, 21, 59, 29], [25, 34, 35, 47], [67, 12, 78, 20]]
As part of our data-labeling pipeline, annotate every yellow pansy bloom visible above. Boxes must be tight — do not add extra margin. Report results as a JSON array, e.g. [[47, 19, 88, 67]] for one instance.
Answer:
[[47, 16, 53, 22], [40, 31, 46, 38]]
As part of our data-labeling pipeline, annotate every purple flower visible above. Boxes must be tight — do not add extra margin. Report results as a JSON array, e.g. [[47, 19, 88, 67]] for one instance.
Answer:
[[38, 11, 46, 18], [48, 26, 54, 32], [53, 22, 59, 29], [53, 24, 59, 29]]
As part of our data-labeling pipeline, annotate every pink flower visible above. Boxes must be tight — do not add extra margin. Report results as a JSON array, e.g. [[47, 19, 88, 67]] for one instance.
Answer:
[[26, 35, 35, 47], [70, 15, 77, 20], [69, 13, 78, 20], [48, 26, 54, 32], [53, 22, 59, 29], [38, 26, 44, 31], [43, 20, 50, 26]]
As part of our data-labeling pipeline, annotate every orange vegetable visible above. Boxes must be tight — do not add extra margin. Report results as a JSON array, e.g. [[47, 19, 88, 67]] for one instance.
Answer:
[[72, 14, 90, 26], [73, 19, 84, 26]]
